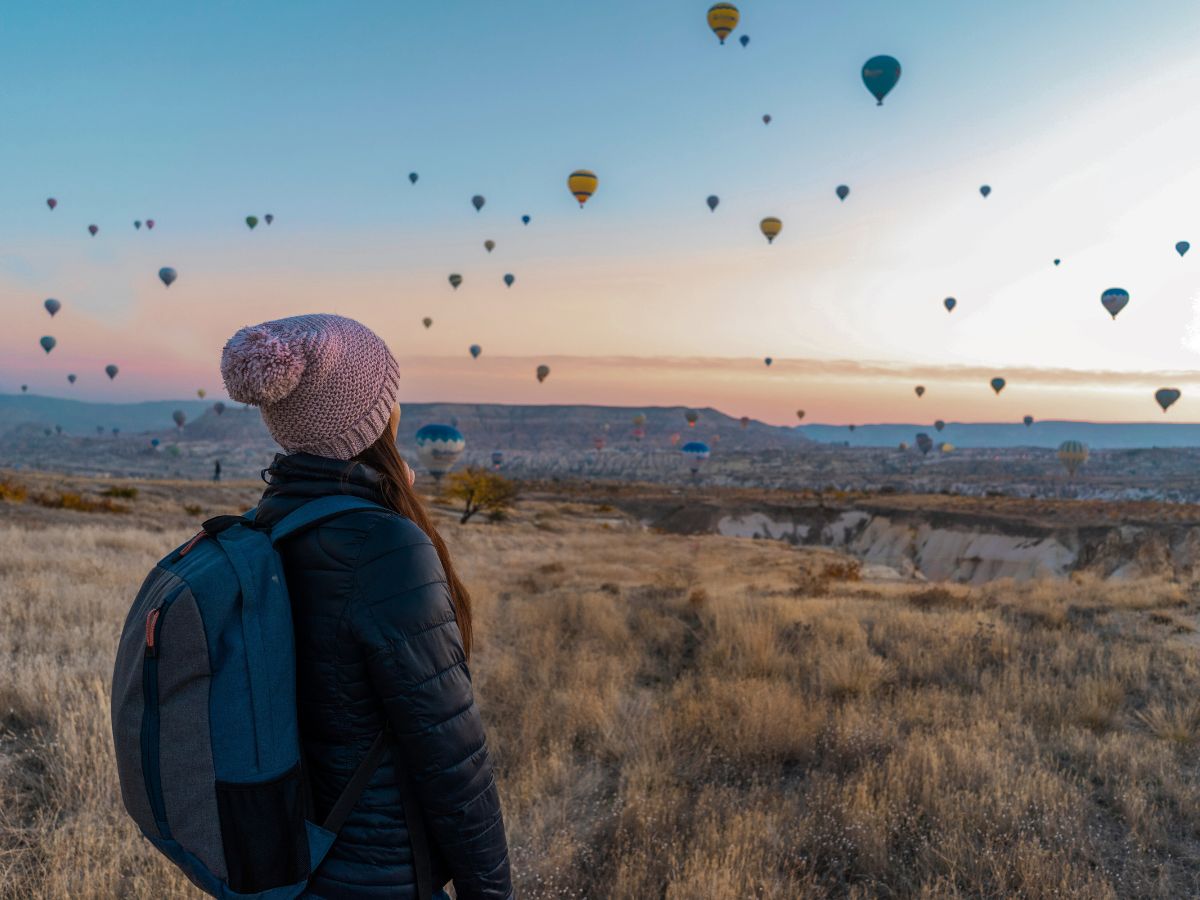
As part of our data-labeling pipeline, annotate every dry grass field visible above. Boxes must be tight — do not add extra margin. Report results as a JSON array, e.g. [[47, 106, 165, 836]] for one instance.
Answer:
[[2, 471, 1200, 898]]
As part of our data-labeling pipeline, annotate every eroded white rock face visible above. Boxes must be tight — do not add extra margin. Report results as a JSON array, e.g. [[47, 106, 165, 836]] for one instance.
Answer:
[[716, 513, 810, 542]]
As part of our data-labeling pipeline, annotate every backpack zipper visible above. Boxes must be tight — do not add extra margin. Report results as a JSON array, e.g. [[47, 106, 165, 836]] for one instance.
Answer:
[[141, 599, 172, 838]]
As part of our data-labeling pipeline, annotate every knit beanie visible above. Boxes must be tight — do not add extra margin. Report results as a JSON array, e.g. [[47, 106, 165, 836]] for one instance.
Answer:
[[220, 314, 401, 460]]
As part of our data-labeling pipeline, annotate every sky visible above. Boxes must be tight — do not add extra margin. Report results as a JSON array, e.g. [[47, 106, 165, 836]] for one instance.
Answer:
[[2, 0, 1200, 425]]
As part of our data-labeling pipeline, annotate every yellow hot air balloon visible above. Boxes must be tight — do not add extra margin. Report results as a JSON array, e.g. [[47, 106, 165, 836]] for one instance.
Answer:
[[567, 170, 598, 207], [707, 2, 739, 44], [760, 217, 782, 244]]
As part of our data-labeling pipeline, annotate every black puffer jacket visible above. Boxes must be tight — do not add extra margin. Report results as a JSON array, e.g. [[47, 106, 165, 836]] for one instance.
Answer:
[[255, 453, 513, 900]]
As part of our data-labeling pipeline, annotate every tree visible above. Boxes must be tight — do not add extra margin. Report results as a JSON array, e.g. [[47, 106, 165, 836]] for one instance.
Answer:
[[441, 467, 518, 524]]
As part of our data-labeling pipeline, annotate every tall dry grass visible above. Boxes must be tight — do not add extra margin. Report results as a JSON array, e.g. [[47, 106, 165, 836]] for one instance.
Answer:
[[2, 485, 1200, 897]]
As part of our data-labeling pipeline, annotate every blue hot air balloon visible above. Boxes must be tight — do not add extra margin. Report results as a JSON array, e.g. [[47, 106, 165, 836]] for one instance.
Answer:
[[67, 373, 76, 384], [44, 298, 61, 317], [469, 344, 482, 359], [916, 433, 933, 455], [681, 440, 711, 477], [409, 172, 418, 184], [979, 185, 992, 198], [521, 215, 531, 225], [40, 336, 56, 354], [1053, 259, 1061, 266], [105, 364, 119, 380], [1100, 287, 1129, 319], [471, 194, 485, 212], [990, 377, 1006, 395], [415, 424, 466, 480], [1177, 241, 1190, 257], [504, 273, 515, 288], [836, 184, 850, 201], [151, 438, 160, 448], [862, 55, 901, 105], [763, 357, 773, 367], [707, 194, 719, 212], [739, 34, 749, 47], [158, 267, 177, 287], [944, 297, 957, 312]]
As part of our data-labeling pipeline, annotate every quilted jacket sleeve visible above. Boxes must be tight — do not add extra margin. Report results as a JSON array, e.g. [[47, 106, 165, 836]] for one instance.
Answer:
[[347, 514, 513, 900]]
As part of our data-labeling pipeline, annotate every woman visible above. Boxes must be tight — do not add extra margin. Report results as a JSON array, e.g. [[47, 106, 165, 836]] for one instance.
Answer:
[[221, 314, 513, 900]]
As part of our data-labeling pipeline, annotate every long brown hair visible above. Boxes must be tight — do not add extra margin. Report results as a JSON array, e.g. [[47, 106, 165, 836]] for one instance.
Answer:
[[353, 428, 474, 659]]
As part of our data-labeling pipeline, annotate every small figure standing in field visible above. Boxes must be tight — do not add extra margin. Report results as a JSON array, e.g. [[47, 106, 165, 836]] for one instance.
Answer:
[[212, 459, 221, 482]]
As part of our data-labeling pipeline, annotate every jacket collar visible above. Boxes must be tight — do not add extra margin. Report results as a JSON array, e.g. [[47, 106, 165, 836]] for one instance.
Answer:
[[255, 452, 386, 527]]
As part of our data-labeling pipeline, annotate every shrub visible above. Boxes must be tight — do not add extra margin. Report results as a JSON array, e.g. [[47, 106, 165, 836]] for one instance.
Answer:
[[0, 478, 28, 503], [100, 486, 139, 499], [183, 504, 204, 517], [33, 492, 128, 513], [440, 468, 518, 524]]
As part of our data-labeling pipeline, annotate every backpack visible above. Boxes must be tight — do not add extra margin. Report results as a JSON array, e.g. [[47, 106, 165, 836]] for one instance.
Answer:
[[111, 495, 433, 899]]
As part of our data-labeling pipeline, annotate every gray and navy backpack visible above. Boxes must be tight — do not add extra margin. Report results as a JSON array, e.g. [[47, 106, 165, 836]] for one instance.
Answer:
[[111, 495, 432, 899]]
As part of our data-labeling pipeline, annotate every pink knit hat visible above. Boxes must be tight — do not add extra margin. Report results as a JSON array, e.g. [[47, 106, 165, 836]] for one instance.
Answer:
[[220, 314, 400, 460]]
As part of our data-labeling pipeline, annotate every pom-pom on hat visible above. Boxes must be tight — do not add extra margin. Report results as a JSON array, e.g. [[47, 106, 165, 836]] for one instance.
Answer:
[[221, 314, 400, 460]]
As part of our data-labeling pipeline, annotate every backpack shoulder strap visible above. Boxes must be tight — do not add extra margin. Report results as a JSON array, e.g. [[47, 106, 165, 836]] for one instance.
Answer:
[[267, 495, 387, 546]]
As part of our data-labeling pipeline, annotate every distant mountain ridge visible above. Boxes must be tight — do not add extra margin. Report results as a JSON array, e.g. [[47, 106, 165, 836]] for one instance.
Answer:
[[800, 421, 1200, 450]]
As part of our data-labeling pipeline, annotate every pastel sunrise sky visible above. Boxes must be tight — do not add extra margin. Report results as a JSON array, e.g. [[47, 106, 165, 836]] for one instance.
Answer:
[[3, 0, 1200, 425]]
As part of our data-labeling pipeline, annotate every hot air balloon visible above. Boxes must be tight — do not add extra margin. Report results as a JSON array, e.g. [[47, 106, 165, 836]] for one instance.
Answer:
[[44, 298, 61, 317], [1177, 241, 1190, 257], [685, 411, 699, 428], [484, 239, 495, 253], [245, 216, 258, 230], [939, 443, 955, 454], [633, 413, 647, 428], [632, 427, 645, 442], [1100, 288, 1129, 319], [762, 114, 771, 125], [707, 195, 719, 212], [134, 221, 142, 230], [197, 389, 206, 399], [916, 433, 933, 455], [105, 364, 119, 380], [739, 34, 749, 47], [934, 420, 945, 432], [469, 344, 482, 359], [848, 425, 857, 432], [567, 170, 598, 207], [146, 219, 155, 229], [944, 297, 956, 312], [739, 416, 750, 429], [898, 442, 909, 451], [88, 225, 98, 236], [472, 195, 485, 212], [409, 172, 418, 184], [796, 410, 805, 421], [836, 185, 850, 201], [422, 317, 433, 329], [265, 214, 274, 225], [915, 385, 925, 398], [862, 55, 901, 105], [1058, 440, 1089, 477], [536, 364, 550, 383], [707, 2, 739, 43], [681, 440, 710, 477], [158, 267, 177, 287], [54, 424, 62, 435], [670, 433, 681, 447], [521, 215, 531, 225], [67, 374, 76, 384], [20, 385, 26, 393], [151, 438, 160, 448], [491, 450, 504, 470], [415, 423, 466, 480], [503, 273, 515, 288], [1155, 388, 1181, 412], [213, 401, 226, 415], [449, 273, 463, 290], [764, 357, 773, 367], [40, 336, 56, 354], [46, 198, 57, 210], [979, 185, 991, 198], [1053, 259, 1061, 266], [990, 377, 1006, 395], [1024, 415, 1034, 427], [760, 217, 782, 244], [172, 410, 187, 429]]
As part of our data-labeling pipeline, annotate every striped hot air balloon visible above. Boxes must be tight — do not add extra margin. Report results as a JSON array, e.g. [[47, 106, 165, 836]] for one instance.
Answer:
[[760, 217, 782, 244], [567, 170, 598, 207], [1058, 440, 1089, 477], [706, 3, 739, 43]]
